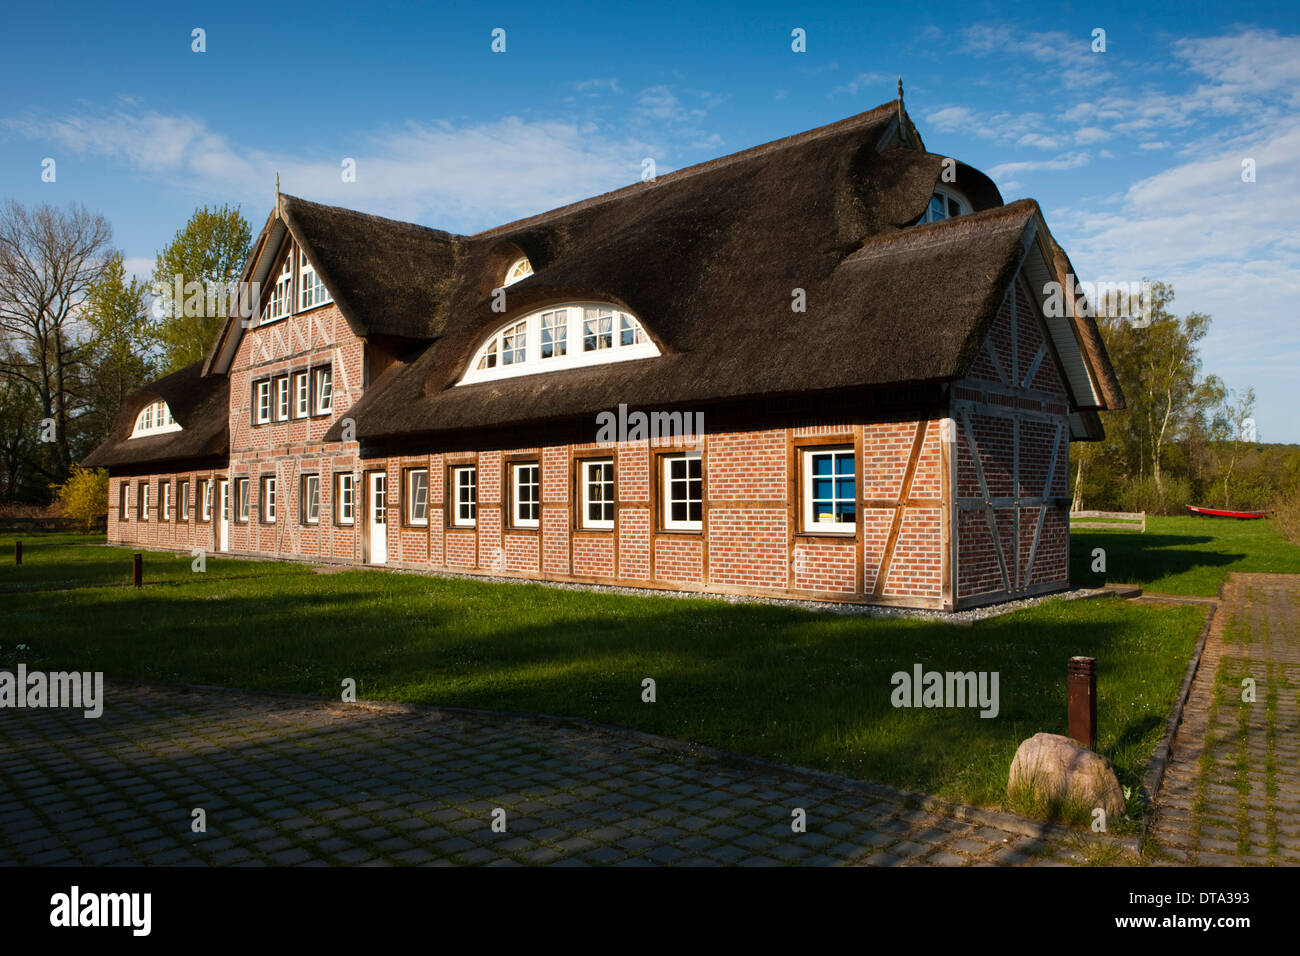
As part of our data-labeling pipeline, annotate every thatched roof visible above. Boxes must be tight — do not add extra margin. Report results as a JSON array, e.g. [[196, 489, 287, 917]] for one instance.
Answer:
[[82, 362, 228, 470], [89, 100, 1124, 467]]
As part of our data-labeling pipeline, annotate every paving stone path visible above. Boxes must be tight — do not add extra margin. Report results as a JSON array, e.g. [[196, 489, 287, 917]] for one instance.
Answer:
[[0, 682, 1088, 867], [1148, 573, 1300, 866]]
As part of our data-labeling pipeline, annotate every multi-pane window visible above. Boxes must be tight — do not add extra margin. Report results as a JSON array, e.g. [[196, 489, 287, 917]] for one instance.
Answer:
[[802, 448, 856, 534], [512, 463, 540, 528], [581, 459, 614, 530], [236, 477, 250, 522], [452, 466, 476, 527], [275, 376, 290, 421], [314, 368, 332, 415], [302, 474, 320, 524], [540, 311, 566, 359], [583, 307, 614, 352], [131, 399, 181, 437], [336, 473, 355, 525], [463, 304, 656, 384], [261, 476, 277, 523], [160, 481, 171, 521], [915, 187, 970, 225], [255, 380, 272, 424], [264, 253, 293, 323], [178, 480, 190, 521], [503, 257, 533, 286], [501, 321, 527, 365], [294, 372, 309, 418], [200, 479, 212, 522], [662, 454, 702, 531], [138, 481, 150, 520], [299, 250, 331, 311], [406, 469, 429, 526]]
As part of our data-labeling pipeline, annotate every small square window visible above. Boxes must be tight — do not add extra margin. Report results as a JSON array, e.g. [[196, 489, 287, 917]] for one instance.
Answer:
[[580, 459, 614, 530], [662, 453, 702, 531], [336, 473, 355, 525], [406, 468, 429, 526], [452, 466, 476, 527], [512, 463, 540, 528], [302, 474, 320, 524], [801, 448, 856, 534]]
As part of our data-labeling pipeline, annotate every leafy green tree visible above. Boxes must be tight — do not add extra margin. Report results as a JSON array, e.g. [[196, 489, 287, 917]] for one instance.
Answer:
[[1210, 387, 1257, 509], [80, 253, 158, 452], [151, 204, 251, 372]]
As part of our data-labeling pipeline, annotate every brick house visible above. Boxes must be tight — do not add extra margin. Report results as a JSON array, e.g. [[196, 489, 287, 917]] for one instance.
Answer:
[[84, 99, 1124, 611]]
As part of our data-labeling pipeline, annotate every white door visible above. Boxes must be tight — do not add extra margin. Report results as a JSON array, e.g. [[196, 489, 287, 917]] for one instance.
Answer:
[[367, 472, 387, 565], [217, 480, 229, 552]]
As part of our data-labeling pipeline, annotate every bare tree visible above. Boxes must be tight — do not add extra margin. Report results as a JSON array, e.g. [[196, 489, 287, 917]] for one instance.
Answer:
[[0, 201, 112, 482]]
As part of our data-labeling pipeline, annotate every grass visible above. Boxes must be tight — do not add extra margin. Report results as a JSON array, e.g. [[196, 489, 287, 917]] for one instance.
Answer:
[[2, 532, 1209, 819], [1071, 514, 1300, 596]]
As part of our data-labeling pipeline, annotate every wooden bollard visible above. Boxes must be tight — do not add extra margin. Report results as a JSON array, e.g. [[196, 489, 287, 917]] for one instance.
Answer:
[[1068, 656, 1097, 750], [133, 553, 143, 587], [14, 540, 20, 565]]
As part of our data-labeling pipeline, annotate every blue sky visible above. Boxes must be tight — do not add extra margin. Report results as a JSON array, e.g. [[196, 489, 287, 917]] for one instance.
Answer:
[[2, 0, 1297, 439]]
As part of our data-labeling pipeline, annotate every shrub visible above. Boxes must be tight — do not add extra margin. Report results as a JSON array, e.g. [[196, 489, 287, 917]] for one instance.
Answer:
[[51, 466, 109, 533], [1119, 475, 1193, 516], [1276, 487, 1300, 546]]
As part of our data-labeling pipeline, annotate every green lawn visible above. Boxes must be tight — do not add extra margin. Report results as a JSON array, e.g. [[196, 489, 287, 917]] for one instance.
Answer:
[[1071, 514, 1300, 596], [1, 533, 1207, 819]]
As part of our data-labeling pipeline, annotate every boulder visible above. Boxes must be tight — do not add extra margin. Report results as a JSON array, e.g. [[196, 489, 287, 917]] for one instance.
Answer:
[[1008, 732, 1125, 819]]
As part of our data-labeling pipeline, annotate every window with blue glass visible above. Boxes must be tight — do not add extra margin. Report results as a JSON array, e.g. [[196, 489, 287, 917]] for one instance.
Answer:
[[801, 448, 856, 534]]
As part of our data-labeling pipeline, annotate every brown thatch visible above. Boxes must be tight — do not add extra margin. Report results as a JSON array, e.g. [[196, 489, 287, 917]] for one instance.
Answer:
[[82, 362, 228, 470]]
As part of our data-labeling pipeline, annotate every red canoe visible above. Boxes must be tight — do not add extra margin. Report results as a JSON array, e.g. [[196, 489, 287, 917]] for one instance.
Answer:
[[1186, 505, 1269, 520]]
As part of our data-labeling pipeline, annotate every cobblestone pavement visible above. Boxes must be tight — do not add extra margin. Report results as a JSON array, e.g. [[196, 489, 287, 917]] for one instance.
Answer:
[[1148, 573, 1300, 866], [0, 682, 1093, 867]]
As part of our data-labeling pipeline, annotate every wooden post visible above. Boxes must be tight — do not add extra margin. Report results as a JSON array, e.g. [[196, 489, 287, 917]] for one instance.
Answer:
[[14, 540, 21, 565], [1068, 656, 1097, 750], [133, 553, 143, 588]]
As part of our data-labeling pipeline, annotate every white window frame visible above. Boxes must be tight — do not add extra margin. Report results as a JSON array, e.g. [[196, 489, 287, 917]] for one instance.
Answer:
[[160, 480, 171, 522], [503, 257, 533, 287], [512, 462, 540, 528], [261, 476, 277, 524], [452, 466, 477, 528], [275, 376, 290, 421], [255, 380, 272, 425], [916, 185, 971, 224], [263, 252, 293, 324], [337, 473, 355, 525], [580, 458, 614, 531], [801, 447, 857, 535], [314, 367, 332, 415], [406, 468, 429, 526], [303, 474, 320, 525], [236, 477, 250, 522], [294, 371, 310, 418], [298, 249, 331, 311], [661, 452, 702, 532], [460, 303, 658, 385], [178, 480, 190, 521], [130, 399, 182, 438], [200, 479, 212, 522], [139, 481, 150, 520]]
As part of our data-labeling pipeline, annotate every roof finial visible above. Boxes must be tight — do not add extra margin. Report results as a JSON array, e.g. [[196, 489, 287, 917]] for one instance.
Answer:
[[897, 76, 906, 141], [275, 172, 280, 204]]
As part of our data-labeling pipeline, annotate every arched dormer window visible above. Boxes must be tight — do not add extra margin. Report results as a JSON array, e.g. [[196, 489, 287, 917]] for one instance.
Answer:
[[130, 399, 182, 438], [459, 303, 660, 385], [503, 257, 533, 287], [916, 185, 971, 224]]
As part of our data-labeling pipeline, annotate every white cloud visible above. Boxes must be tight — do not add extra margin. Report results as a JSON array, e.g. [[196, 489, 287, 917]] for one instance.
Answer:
[[1017, 133, 1060, 150], [1074, 126, 1110, 145], [830, 72, 894, 97], [1138, 141, 1170, 150], [988, 152, 1090, 179]]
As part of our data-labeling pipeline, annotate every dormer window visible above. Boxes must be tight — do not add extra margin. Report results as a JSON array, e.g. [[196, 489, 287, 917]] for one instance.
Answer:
[[460, 303, 659, 385], [130, 399, 182, 438], [503, 257, 533, 287], [916, 186, 971, 224]]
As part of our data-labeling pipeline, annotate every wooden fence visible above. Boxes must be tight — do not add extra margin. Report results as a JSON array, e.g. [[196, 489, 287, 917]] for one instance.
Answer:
[[1069, 510, 1146, 532]]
